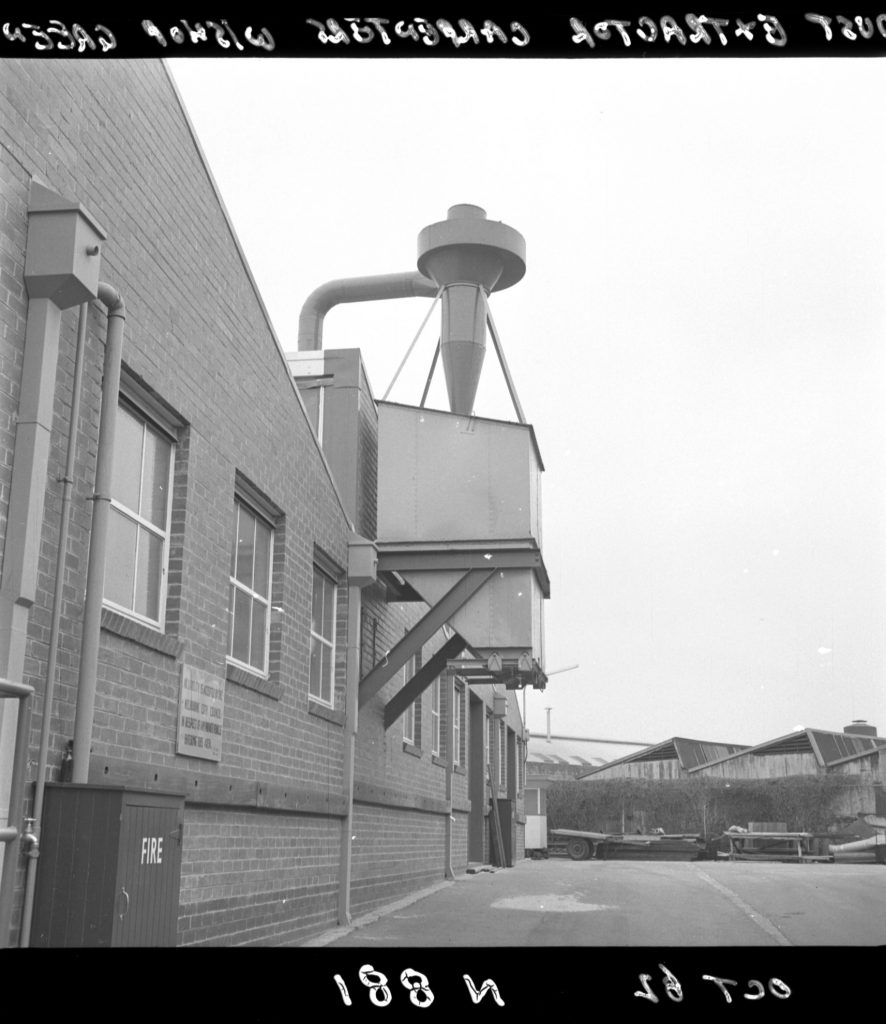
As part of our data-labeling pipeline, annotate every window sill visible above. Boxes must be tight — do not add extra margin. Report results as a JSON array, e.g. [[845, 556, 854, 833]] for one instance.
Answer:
[[431, 754, 448, 769], [101, 608, 183, 659], [402, 741, 422, 759], [226, 661, 282, 700], [308, 699, 344, 726]]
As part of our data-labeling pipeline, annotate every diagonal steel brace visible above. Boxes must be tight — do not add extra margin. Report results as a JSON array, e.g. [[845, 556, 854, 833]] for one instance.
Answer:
[[358, 567, 494, 709], [383, 632, 468, 730]]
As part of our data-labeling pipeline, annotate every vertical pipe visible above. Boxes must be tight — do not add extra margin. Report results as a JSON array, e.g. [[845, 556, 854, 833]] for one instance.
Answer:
[[444, 672, 455, 880], [338, 584, 361, 926], [0, 296, 63, 947], [19, 302, 89, 947], [72, 286, 125, 784], [0, 298, 63, 604], [0, 694, 31, 944]]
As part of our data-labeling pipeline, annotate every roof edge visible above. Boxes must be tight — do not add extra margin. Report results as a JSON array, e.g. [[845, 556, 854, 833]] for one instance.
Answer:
[[162, 61, 354, 532]]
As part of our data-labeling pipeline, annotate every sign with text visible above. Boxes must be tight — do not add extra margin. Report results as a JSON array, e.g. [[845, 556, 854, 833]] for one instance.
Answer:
[[176, 665, 224, 761]]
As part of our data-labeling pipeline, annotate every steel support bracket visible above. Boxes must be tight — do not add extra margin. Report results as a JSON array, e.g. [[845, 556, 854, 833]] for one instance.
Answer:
[[0, 678, 35, 699], [358, 567, 495, 709], [376, 540, 550, 598], [383, 632, 468, 730]]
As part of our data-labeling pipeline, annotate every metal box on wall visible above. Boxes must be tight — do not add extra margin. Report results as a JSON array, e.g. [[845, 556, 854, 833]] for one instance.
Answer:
[[31, 784, 185, 947], [394, 564, 546, 662], [25, 181, 107, 308], [377, 402, 543, 544]]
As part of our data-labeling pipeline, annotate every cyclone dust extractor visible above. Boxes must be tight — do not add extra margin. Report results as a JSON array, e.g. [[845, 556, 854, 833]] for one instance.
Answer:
[[293, 204, 547, 692], [416, 204, 525, 415]]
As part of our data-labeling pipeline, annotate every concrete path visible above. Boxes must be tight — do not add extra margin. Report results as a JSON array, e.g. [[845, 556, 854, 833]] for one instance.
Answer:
[[311, 856, 886, 947], [304, 858, 883, 1014]]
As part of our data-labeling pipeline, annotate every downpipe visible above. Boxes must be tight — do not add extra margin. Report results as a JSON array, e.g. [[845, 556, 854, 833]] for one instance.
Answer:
[[18, 302, 90, 947], [72, 284, 125, 786], [338, 584, 361, 926]]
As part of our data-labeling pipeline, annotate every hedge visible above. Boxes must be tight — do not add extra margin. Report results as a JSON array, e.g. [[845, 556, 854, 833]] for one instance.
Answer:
[[546, 775, 859, 836]]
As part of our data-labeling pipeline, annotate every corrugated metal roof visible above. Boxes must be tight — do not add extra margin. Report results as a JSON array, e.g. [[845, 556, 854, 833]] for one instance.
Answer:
[[532, 728, 885, 777], [526, 734, 651, 768], [689, 728, 886, 772], [809, 730, 885, 766], [674, 738, 749, 770], [578, 737, 749, 777]]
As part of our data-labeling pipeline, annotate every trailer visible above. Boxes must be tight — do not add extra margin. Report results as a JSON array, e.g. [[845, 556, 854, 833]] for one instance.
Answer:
[[716, 830, 833, 863], [549, 828, 705, 862]]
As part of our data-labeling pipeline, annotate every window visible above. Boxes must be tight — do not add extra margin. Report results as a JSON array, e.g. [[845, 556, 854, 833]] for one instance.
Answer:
[[453, 684, 463, 767], [228, 499, 273, 675], [430, 677, 442, 756], [104, 400, 174, 629], [525, 788, 539, 815], [310, 566, 337, 706], [499, 720, 507, 791], [402, 656, 417, 744], [486, 712, 494, 781]]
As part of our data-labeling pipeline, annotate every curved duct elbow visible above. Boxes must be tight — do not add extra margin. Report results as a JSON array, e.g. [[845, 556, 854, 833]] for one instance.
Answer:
[[298, 271, 437, 350], [97, 281, 125, 318]]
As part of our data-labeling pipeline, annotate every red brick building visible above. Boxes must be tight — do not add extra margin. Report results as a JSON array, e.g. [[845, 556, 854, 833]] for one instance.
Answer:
[[0, 61, 545, 946]]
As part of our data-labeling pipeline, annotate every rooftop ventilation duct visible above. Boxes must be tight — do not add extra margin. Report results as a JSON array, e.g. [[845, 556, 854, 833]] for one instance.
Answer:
[[844, 720, 878, 738]]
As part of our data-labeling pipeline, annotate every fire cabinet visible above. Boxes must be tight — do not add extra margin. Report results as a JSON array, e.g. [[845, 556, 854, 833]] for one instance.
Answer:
[[30, 784, 185, 946]]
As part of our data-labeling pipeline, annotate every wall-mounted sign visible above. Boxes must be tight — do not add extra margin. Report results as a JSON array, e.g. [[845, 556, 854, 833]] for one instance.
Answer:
[[176, 664, 224, 761]]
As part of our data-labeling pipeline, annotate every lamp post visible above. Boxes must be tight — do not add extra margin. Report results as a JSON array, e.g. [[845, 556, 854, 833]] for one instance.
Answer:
[[523, 663, 579, 734]]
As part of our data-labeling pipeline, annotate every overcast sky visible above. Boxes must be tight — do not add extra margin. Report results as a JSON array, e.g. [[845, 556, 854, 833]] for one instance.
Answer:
[[168, 56, 886, 748]]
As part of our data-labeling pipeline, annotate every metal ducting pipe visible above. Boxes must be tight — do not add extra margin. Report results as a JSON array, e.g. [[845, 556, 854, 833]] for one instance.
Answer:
[[72, 283, 125, 785], [298, 272, 438, 351], [19, 302, 90, 946], [338, 583, 361, 926]]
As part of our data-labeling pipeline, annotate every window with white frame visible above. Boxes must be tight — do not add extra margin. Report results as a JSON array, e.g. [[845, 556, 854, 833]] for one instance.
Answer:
[[486, 712, 494, 781], [104, 400, 174, 629], [228, 498, 273, 675], [499, 720, 507, 791], [402, 656, 417, 744], [453, 684, 463, 766], [309, 565, 337, 706], [430, 677, 442, 756]]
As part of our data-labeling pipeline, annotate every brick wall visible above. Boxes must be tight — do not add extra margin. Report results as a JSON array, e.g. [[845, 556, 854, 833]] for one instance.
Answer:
[[178, 808, 342, 946], [1, 60, 353, 945], [350, 804, 446, 916]]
